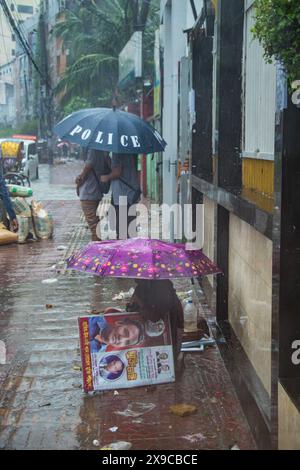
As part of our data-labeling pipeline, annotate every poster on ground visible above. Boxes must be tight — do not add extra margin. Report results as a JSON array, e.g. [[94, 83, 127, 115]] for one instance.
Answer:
[[78, 311, 175, 392]]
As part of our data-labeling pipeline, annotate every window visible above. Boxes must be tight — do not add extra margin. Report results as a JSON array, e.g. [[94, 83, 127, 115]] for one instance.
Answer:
[[11, 49, 15, 56], [10, 3, 15, 11], [28, 143, 37, 155], [17, 5, 34, 14], [12, 33, 15, 41]]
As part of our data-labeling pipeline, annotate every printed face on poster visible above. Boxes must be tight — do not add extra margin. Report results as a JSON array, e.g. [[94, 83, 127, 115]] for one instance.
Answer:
[[78, 311, 175, 391]]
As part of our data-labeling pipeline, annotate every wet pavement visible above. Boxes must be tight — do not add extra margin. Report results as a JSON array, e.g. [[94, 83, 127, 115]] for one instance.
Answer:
[[0, 162, 257, 450]]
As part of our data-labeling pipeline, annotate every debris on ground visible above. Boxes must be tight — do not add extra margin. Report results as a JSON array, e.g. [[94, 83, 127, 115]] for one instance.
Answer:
[[181, 337, 216, 352], [169, 404, 197, 417], [45, 304, 53, 309], [230, 444, 240, 450], [48, 265, 57, 271], [42, 278, 58, 285], [39, 403, 51, 408], [183, 433, 206, 443], [57, 245, 67, 251], [100, 441, 132, 451], [73, 365, 82, 371], [93, 439, 100, 447], [109, 426, 118, 433], [115, 402, 156, 418], [181, 343, 204, 352], [112, 288, 134, 301], [113, 391, 119, 396]]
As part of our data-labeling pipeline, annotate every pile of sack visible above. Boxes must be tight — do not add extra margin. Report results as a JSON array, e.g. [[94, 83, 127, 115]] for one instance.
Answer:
[[12, 196, 54, 244], [0, 184, 54, 246]]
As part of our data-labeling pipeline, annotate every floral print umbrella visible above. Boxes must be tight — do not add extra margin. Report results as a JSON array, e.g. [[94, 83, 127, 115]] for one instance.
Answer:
[[66, 238, 222, 280]]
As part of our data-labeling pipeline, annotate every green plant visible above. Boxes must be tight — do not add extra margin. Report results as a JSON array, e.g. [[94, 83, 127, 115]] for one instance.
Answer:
[[252, 0, 300, 84], [55, 0, 159, 110], [62, 97, 92, 117], [0, 119, 38, 138]]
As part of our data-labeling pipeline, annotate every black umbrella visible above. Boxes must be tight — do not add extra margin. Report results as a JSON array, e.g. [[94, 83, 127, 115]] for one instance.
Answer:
[[53, 108, 167, 154]]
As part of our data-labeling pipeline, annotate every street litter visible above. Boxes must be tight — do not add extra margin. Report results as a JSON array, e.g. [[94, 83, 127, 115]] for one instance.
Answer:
[[48, 265, 57, 271], [113, 391, 119, 396], [93, 439, 100, 447], [181, 343, 204, 353], [112, 288, 134, 301], [42, 278, 58, 285], [100, 441, 132, 451], [45, 304, 53, 309], [169, 404, 197, 417], [38, 403, 51, 408], [73, 365, 82, 371], [115, 402, 156, 418], [78, 311, 175, 392], [57, 245, 67, 251], [230, 444, 240, 450], [183, 433, 206, 443], [109, 426, 118, 433], [181, 338, 216, 352]]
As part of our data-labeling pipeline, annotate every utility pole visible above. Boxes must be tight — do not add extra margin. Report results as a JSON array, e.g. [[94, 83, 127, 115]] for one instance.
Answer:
[[38, 9, 54, 163]]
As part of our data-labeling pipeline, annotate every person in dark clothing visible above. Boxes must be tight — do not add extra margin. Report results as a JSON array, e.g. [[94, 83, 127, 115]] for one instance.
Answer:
[[126, 279, 184, 363], [100, 153, 141, 239], [0, 173, 18, 232], [76, 150, 111, 241]]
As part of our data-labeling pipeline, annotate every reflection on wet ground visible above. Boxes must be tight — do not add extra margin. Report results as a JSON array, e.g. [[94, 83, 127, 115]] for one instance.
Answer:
[[0, 162, 256, 449]]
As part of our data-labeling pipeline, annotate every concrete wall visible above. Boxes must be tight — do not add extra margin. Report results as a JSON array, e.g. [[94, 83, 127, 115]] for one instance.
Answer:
[[203, 196, 216, 290], [228, 213, 272, 396], [161, 0, 188, 210], [278, 383, 300, 450]]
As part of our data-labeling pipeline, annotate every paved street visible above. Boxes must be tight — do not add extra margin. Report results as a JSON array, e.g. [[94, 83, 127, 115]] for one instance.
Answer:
[[0, 162, 256, 450]]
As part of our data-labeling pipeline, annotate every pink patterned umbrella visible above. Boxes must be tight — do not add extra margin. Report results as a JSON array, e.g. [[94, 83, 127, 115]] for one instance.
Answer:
[[66, 238, 222, 280]]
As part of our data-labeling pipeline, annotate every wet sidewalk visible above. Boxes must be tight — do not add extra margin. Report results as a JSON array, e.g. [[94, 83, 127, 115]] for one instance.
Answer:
[[0, 162, 257, 450]]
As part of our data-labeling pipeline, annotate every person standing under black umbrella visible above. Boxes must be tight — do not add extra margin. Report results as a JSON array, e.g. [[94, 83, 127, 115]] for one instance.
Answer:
[[76, 150, 111, 241], [100, 153, 141, 239]]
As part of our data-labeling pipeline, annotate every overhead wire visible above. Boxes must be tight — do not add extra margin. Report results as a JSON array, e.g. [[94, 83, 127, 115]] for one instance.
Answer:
[[0, 0, 51, 88]]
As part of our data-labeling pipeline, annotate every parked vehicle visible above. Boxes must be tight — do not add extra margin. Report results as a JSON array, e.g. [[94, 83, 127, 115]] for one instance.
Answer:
[[0, 138, 39, 180], [22, 140, 39, 180]]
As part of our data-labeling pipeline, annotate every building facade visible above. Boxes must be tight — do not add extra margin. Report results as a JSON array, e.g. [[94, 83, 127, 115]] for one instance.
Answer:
[[0, 0, 38, 67], [159, 0, 300, 449], [13, 12, 39, 126]]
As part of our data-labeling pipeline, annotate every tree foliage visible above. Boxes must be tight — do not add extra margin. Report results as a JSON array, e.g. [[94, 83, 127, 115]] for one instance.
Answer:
[[252, 0, 300, 84], [55, 0, 159, 112]]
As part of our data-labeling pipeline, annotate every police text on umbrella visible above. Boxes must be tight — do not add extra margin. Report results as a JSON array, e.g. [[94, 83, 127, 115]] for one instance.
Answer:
[[70, 126, 141, 148]]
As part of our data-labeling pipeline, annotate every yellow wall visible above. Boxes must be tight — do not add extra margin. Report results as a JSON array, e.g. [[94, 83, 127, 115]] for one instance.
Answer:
[[242, 158, 274, 197]]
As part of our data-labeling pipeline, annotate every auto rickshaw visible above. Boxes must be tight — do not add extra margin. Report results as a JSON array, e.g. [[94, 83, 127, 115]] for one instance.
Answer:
[[0, 139, 30, 186]]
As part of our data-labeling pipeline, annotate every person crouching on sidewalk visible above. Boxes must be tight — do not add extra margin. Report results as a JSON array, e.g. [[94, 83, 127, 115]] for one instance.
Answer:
[[76, 150, 111, 241]]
